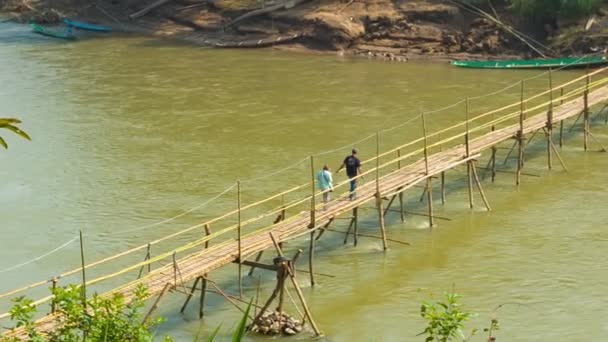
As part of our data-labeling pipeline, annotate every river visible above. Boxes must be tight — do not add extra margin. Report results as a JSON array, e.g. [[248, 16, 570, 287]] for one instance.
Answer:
[[1, 22, 608, 341]]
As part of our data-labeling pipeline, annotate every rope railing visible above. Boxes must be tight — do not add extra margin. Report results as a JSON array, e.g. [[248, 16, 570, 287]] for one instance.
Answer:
[[2, 67, 606, 319]]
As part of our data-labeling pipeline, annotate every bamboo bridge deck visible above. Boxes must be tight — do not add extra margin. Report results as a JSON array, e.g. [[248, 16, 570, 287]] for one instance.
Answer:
[[3, 68, 608, 339]]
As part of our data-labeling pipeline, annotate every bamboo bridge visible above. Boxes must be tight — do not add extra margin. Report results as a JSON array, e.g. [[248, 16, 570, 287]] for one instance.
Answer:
[[2, 67, 608, 339]]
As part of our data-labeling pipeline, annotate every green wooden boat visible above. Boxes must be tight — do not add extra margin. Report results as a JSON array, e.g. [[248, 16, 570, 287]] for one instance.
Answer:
[[451, 56, 607, 69], [31, 23, 75, 40]]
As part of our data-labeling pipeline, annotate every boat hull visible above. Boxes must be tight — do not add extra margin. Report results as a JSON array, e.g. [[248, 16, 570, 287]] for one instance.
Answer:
[[451, 56, 607, 69], [31, 23, 75, 40]]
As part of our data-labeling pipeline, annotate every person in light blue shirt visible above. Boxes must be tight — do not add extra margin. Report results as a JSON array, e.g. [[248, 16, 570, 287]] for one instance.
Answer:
[[317, 165, 334, 210]]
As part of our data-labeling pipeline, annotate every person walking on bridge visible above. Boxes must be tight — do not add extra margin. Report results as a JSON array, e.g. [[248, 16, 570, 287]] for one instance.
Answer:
[[337, 148, 362, 200], [317, 165, 334, 210]]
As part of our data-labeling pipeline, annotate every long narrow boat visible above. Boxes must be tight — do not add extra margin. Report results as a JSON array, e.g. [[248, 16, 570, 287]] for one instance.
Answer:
[[63, 18, 112, 32], [31, 23, 75, 40], [451, 55, 607, 69]]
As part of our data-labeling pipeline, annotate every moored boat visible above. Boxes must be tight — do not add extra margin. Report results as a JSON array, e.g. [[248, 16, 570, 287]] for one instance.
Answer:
[[63, 19, 111, 32], [451, 56, 607, 69], [31, 23, 75, 40]]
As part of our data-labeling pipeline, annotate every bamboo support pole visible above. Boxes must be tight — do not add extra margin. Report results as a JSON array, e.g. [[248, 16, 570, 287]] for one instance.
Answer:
[[375, 132, 388, 250], [584, 73, 590, 151], [588, 131, 608, 152], [199, 275, 207, 318], [309, 230, 315, 286], [144, 283, 170, 323], [560, 87, 564, 148], [441, 172, 446, 203], [471, 161, 491, 211], [137, 244, 152, 279], [269, 233, 322, 336], [204, 276, 252, 319], [50, 277, 58, 313], [179, 276, 201, 313], [517, 80, 525, 186], [399, 192, 405, 222], [547, 68, 554, 170], [549, 138, 569, 172], [248, 251, 264, 276], [426, 177, 434, 227], [323, 228, 410, 245], [237, 181, 242, 297], [465, 99, 474, 209], [309, 156, 316, 228], [204, 224, 211, 249], [343, 214, 355, 245]]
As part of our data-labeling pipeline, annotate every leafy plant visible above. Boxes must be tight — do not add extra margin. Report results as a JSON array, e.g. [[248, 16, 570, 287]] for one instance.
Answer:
[[419, 290, 475, 342], [509, 0, 606, 19], [1, 284, 164, 342], [0, 118, 30, 149]]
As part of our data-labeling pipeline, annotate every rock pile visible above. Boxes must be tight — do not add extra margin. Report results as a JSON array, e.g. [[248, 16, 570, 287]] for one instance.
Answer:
[[249, 311, 303, 336]]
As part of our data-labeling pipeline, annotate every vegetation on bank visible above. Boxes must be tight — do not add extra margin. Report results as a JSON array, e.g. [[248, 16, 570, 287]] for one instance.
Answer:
[[0, 118, 30, 149], [463, 0, 606, 19]]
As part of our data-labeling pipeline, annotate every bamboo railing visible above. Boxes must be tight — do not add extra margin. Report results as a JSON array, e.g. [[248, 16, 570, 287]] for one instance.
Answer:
[[1, 66, 607, 323]]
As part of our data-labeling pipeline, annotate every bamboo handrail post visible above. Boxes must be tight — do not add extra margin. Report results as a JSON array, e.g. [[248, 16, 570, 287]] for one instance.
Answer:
[[422, 113, 434, 227], [78, 231, 87, 311], [584, 90, 590, 152], [559, 87, 564, 148], [517, 80, 525, 186], [547, 68, 554, 170], [465, 99, 474, 208], [137, 243, 152, 279], [204, 224, 211, 249], [440, 171, 446, 204], [50, 277, 58, 313], [397, 149, 401, 170], [237, 180, 243, 297]]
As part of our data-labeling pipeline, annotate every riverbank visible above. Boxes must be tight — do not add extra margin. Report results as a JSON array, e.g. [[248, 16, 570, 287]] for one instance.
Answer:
[[2, 0, 608, 61]]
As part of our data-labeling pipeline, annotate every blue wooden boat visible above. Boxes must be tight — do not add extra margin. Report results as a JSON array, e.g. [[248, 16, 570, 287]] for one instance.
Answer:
[[31, 23, 75, 40], [63, 19, 111, 32]]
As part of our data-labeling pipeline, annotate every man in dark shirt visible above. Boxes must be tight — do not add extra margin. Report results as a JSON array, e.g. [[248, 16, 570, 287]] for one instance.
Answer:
[[337, 148, 362, 200]]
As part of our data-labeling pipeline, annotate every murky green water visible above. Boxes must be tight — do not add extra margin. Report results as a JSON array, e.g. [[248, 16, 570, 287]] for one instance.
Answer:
[[2, 22, 608, 341]]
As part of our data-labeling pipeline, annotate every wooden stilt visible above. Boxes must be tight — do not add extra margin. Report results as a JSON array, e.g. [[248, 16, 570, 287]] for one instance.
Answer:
[[376, 194, 388, 250], [343, 214, 355, 245], [204, 224, 211, 249], [51, 277, 58, 313], [559, 87, 564, 148], [199, 275, 207, 318], [309, 231, 315, 286], [314, 217, 335, 241], [441, 172, 446, 203], [549, 139, 568, 172], [502, 140, 517, 166], [382, 193, 398, 217], [309, 156, 316, 228], [546, 68, 554, 170], [137, 243, 151, 279], [79, 231, 87, 309], [353, 206, 359, 246], [375, 131, 388, 251], [584, 73, 590, 151], [471, 161, 491, 211], [269, 233, 322, 337], [236, 181, 243, 297], [568, 111, 584, 133], [398, 192, 405, 222], [491, 146, 497, 182], [180, 276, 201, 314], [467, 161, 474, 208], [144, 283, 170, 323], [248, 251, 264, 276], [426, 177, 434, 228], [588, 131, 608, 152], [517, 80, 525, 186]]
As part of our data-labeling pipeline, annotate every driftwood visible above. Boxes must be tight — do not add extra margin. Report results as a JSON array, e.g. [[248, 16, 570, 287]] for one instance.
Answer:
[[226, 0, 309, 28]]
